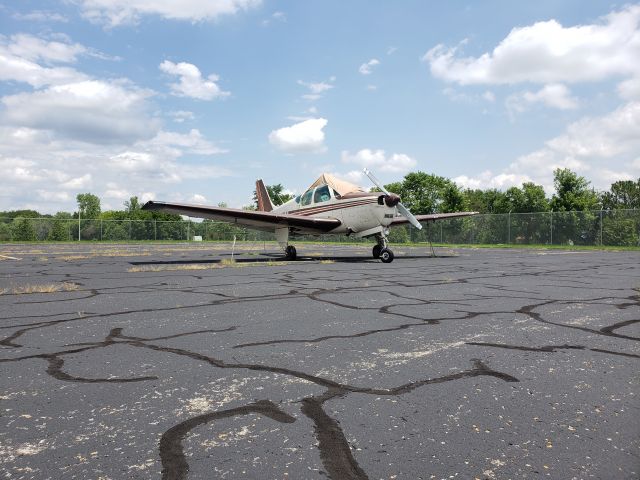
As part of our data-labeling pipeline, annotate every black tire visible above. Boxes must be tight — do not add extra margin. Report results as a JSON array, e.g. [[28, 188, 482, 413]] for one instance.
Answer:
[[285, 245, 297, 260], [379, 248, 394, 263], [372, 244, 382, 258]]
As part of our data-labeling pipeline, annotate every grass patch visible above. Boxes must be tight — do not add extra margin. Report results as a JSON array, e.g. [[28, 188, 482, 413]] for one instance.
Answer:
[[127, 259, 296, 272], [3, 282, 79, 295]]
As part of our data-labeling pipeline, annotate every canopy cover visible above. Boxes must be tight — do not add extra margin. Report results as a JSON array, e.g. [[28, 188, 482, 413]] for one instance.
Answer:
[[306, 173, 365, 196]]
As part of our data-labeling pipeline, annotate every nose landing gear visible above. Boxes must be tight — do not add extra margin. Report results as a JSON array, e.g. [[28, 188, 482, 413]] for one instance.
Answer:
[[373, 232, 394, 263]]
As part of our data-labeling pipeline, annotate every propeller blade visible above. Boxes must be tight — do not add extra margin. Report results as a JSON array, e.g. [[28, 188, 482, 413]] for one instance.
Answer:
[[363, 168, 390, 195], [363, 168, 423, 230], [398, 202, 422, 230]]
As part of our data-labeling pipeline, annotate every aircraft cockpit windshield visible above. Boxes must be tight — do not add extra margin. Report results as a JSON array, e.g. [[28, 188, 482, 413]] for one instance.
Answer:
[[299, 184, 332, 206], [314, 185, 331, 203]]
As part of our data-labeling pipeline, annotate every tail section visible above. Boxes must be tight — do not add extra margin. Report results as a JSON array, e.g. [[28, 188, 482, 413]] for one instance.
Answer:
[[255, 179, 274, 212]]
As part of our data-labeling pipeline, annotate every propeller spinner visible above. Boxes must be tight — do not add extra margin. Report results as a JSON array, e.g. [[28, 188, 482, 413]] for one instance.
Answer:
[[363, 168, 423, 230]]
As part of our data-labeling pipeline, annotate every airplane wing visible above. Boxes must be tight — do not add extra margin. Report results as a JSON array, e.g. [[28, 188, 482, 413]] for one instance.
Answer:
[[389, 211, 478, 226], [142, 201, 341, 234]]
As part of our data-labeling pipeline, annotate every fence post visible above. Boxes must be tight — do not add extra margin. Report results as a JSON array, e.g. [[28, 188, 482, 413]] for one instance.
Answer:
[[187, 219, 190, 241], [440, 222, 443, 243], [100, 219, 103, 241], [600, 209, 603, 246], [78, 213, 81, 241], [550, 211, 553, 245], [128, 219, 132, 240], [154, 219, 157, 241], [508, 211, 511, 244]]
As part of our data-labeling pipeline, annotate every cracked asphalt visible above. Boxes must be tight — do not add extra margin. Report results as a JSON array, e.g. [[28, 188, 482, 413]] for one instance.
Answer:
[[0, 242, 638, 480]]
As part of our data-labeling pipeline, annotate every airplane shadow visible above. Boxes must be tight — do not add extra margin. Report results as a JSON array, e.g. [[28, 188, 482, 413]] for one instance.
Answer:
[[129, 253, 457, 266]]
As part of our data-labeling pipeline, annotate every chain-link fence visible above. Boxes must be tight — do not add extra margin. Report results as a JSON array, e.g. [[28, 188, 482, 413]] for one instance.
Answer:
[[1, 209, 639, 246]]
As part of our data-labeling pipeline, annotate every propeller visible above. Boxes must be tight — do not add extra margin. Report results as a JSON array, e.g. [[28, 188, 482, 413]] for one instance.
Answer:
[[363, 168, 422, 230]]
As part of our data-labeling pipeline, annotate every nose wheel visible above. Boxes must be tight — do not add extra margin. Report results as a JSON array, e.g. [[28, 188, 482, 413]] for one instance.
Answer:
[[373, 233, 394, 263]]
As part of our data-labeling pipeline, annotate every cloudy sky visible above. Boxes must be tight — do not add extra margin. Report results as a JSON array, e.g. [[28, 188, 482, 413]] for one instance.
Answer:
[[1, 1, 639, 213]]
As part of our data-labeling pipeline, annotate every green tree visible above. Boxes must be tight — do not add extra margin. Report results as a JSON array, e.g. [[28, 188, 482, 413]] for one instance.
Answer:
[[76, 193, 101, 219], [0, 209, 41, 219], [601, 179, 640, 210], [124, 196, 141, 214], [385, 172, 465, 214], [48, 212, 72, 241], [0, 223, 11, 241], [550, 169, 599, 212], [463, 189, 507, 214], [253, 184, 293, 208], [11, 217, 36, 241], [496, 182, 549, 213]]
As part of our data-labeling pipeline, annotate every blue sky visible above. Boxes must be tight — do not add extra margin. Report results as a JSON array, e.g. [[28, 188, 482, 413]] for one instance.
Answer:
[[1, 1, 639, 213]]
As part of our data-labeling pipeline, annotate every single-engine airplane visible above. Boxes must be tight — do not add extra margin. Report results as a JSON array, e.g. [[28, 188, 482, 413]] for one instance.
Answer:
[[142, 169, 477, 263]]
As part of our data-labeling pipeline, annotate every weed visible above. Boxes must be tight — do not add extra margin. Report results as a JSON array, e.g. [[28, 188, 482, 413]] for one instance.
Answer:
[[8, 282, 79, 295], [59, 255, 89, 261]]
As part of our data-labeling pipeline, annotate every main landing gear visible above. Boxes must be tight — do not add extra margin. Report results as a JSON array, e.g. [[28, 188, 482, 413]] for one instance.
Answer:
[[285, 245, 297, 260], [373, 233, 394, 263]]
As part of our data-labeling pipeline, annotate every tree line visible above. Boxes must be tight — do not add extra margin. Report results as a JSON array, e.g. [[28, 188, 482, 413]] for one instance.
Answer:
[[1, 168, 638, 243]]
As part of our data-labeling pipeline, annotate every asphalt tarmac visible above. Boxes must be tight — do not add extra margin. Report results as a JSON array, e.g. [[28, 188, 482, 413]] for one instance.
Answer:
[[0, 242, 638, 480]]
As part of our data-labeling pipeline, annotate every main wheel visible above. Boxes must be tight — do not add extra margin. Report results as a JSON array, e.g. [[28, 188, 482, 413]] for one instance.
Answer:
[[379, 248, 394, 263], [372, 244, 382, 258], [285, 245, 297, 260]]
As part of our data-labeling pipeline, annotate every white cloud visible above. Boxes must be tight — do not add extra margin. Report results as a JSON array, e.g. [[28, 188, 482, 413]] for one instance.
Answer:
[[618, 77, 640, 100], [147, 129, 228, 155], [13, 11, 69, 23], [0, 34, 90, 88], [37, 190, 71, 202], [62, 174, 92, 189], [1, 80, 159, 144], [544, 102, 640, 159], [268, 118, 328, 153], [159, 60, 230, 100], [340, 170, 366, 185], [169, 110, 195, 123], [4, 33, 87, 64], [189, 194, 207, 204], [386, 47, 397, 55], [0, 32, 232, 213], [0, 124, 230, 212], [262, 11, 286, 26], [455, 101, 640, 192], [423, 5, 640, 85], [453, 171, 533, 191], [506, 83, 578, 117], [341, 149, 417, 173], [359, 58, 380, 75], [482, 91, 495, 102], [76, 0, 262, 27], [298, 80, 333, 94], [297, 78, 335, 101], [108, 130, 230, 181]]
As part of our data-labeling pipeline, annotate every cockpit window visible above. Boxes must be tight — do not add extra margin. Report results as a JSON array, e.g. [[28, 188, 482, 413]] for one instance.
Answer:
[[294, 195, 301, 204], [314, 185, 331, 203], [300, 189, 313, 206]]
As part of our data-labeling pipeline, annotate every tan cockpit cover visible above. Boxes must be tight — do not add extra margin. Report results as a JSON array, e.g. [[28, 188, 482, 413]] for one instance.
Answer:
[[306, 173, 365, 195]]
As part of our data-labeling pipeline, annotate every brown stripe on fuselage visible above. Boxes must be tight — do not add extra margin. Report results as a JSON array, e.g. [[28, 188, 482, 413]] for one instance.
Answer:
[[292, 198, 378, 216]]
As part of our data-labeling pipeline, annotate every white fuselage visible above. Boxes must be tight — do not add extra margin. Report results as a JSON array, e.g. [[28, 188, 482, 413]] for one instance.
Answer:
[[273, 189, 396, 236]]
